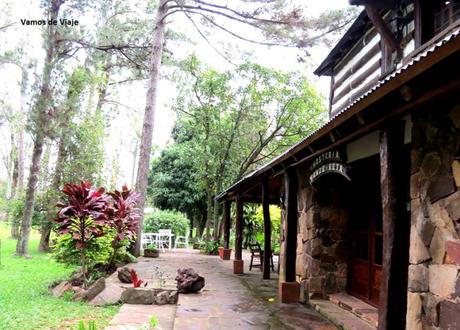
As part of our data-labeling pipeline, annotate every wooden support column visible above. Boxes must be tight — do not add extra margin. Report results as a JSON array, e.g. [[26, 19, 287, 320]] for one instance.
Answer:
[[233, 196, 244, 274], [221, 200, 232, 260], [378, 122, 409, 330], [223, 200, 231, 249], [279, 167, 300, 303], [262, 177, 271, 280]]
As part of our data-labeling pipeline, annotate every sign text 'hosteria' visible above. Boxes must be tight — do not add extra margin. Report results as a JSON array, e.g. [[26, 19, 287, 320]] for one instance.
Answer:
[[309, 150, 350, 184]]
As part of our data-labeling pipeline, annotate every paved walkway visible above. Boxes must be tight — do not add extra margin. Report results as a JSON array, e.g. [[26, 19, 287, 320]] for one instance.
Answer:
[[106, 249, 337, 330]]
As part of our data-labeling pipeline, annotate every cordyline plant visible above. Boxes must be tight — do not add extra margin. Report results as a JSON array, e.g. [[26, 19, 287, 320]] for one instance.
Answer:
[[106, 185, 141, 268], [56, 181, 110, 287]]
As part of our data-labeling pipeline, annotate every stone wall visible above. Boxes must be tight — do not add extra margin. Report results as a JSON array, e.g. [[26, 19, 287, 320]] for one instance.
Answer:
[[294, 164, 349, 302], [407, 100, 460, 329]]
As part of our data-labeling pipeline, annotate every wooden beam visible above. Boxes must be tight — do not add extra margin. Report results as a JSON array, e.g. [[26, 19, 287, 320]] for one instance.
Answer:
[[365, 5, 400, 54], [223, 200, 231, 249], [356, 112, 366, 125], [332, 59, 381, 105], [332, 42, 381, 90], [378, 121, 409, 330], [262, 177, 272, 280], [285, 168, 298, 282], [235, 196, 243, 261], [287, 79, 460, 172]]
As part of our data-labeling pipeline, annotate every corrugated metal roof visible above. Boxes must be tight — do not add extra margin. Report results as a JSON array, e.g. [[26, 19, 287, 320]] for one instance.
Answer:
[[216, 27, 460, 201]]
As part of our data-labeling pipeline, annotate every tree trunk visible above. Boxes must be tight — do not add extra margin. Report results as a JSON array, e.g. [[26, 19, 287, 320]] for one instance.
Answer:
[[15, 0, 62, 256], [17, 67, 27, 194], [10, 133, 18, 198], [16, 134, 45, 256], [10, 218, 20, 239], [204, 188, 213, 241], [133, 0, 168, 256], [38, 226, 52, 252]]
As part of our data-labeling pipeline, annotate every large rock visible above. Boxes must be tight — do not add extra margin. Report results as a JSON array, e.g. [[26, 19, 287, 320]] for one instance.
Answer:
[[90, 283, 124, 306], [420, 152, 441, 178], [439, 300, 460, 330], [51, 281, 72, 297], [154, 290, 178, 305], [175, 268, 205, 293], [412, 199, 435, 246], [121, 288, 154, 304], [452, 160, 460, 188], [422, 293, 441, 327], [120, 288, 178, 305], [430, 228, 447, 264], [429, 264, 458, 298], [409, 226, 431, 264], [406, 292, 423, 330], [446, 239, 460, 265], [427, 175, 456, 203], [408, 264, 429, 292], [117, 267, 133, 284], [73, 278, 105, 302], [427, 201, 458, 239], [445, 191, 460, 221]]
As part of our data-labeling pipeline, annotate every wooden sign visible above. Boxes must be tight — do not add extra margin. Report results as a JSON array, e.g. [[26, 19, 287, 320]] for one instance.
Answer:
[[309, 151, 350, 184]]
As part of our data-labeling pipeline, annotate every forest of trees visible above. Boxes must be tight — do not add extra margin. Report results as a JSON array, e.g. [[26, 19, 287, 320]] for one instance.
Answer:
[[0, 0, 357, 257]]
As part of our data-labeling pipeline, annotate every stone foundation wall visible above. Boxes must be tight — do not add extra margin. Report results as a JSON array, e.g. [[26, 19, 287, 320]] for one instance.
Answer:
[[294, 165, 349, 301], [407, 101, 460, 329]]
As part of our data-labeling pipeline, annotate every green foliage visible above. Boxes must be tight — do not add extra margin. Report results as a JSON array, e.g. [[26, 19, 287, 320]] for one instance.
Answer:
[[0, 223, 118, 329], [200, 240, 220, 255], [250, 205, 282, 253], [53, 232, 114, 268], [5, 197, 24, 225], [143, 210, 189, 237], [78, 320, 97, 330], [148, 144, 206, 221], [168, 56, 326, 235], [150, 315, 159, 328]]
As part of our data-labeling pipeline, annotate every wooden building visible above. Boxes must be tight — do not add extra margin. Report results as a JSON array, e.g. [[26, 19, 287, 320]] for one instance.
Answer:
[[216, 1, 460, 329]]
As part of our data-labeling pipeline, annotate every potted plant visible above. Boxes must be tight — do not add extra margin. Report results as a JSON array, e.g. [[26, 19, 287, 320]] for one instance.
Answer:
[[144, 244, 160, 258]]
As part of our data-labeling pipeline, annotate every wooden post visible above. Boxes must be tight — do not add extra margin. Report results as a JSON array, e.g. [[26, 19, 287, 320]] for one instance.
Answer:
[[279, 167, 300, 303], [378, 122, 409, 330], [262, 177, 271, 280], [223, 200, 231, 250], [233, 195, 244, 274], [285, 168, 298, 282]]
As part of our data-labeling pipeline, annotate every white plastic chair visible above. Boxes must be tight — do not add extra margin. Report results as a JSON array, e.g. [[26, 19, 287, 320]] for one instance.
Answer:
[[157, 229, 173, 251], [141, 233, 154, 249], [174, 232, 189, 249]]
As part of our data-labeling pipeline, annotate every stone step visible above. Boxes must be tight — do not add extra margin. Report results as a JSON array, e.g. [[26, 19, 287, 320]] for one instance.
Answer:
[[310, 298, 375, 330]]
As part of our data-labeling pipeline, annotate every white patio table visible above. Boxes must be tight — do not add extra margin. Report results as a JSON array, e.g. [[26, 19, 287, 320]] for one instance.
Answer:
[[153, 230, 174, 252]]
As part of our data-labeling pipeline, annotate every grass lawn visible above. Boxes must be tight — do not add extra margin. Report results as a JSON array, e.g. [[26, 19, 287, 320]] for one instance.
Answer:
[[0, 222, 119, 329]]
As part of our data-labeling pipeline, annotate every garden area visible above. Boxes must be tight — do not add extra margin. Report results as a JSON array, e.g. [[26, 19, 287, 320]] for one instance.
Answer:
[[0, 222, 118, 329]]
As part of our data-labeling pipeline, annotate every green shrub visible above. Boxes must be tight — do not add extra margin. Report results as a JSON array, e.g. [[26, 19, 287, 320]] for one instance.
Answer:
[[248, 205, 281, 253], [143, 209, 189, 236], [53, 230, 114, 269], [200, 240, 219, 255]]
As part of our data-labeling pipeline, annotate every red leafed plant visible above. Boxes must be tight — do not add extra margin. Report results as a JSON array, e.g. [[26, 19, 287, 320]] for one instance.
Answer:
[[107, 184, 141, 244], [56, 181, 110, 287], [106, 184, 140, 268], [130, 269, 143, 288]]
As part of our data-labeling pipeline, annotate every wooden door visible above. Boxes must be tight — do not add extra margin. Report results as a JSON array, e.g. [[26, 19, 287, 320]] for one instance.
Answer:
[[348, 155, 383, 306]]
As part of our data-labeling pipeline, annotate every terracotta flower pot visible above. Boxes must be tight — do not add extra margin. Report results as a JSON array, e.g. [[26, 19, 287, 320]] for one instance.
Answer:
[[143, 248, 159, 258], [218, 247, 224, 259], [222, 248, 232, 260]]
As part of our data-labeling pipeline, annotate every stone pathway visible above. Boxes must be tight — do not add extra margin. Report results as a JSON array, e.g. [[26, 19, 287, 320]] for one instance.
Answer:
[[105, 249, 337, 330]]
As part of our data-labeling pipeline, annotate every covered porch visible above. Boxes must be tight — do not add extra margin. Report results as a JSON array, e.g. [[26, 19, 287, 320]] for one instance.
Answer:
[[215, 25, 460, 330]]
